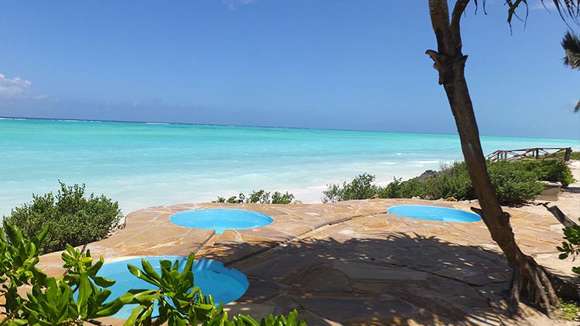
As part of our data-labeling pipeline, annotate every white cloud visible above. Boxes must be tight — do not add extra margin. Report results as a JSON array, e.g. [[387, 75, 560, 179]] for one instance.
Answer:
[[0, 73, 31, 98]]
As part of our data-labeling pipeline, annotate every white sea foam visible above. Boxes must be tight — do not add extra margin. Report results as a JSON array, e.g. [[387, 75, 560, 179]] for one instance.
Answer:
[[412, 160, 440, 164]]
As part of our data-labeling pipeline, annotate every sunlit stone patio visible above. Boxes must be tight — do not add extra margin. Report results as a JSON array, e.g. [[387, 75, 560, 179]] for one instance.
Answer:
[[39, 198, 578, 325]]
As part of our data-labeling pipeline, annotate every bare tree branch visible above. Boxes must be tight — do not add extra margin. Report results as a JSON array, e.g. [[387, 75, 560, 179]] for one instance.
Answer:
[[451, 0, 471, 54], [428, 0, 452, 53], [541, 203, 578, 227]]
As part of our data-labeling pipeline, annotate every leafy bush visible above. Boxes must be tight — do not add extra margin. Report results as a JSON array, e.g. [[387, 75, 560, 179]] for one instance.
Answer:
[[216, 193, 246, 204], [548, 150, 580, 161], [559, 300, 580, 321], [558, 220, 580, 275], [3, 182, 123, 254], [0, 223, 307, 325], [531, 160, 570, 184], [271, 191, 295, 204], [323, 160, 548, 205], [422, 163, 474, 200], [487, 162, 545, 205], [125, 255, 305, 325], [322, 173, 378, 203], [215, 190, 295, 204], [247, 190, 271, 204], [0, 222, 49, 318], [0, 223, 126, 324], [499, 159, 575, 186]]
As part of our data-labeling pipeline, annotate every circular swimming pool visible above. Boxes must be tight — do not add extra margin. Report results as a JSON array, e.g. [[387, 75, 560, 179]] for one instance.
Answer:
[[387, 205, 481, 223], [98, 256, 249, 319], [170, 208, 273, 234]]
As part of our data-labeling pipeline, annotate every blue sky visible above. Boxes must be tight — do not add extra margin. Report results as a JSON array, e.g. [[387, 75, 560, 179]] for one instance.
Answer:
[[0, 0, 578, 138]]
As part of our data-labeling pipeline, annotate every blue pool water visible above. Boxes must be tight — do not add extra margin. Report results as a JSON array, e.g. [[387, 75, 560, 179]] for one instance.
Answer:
[[387, 205, 481, 223], [170, 208, 273, 234], [98, 256, 249, 319]]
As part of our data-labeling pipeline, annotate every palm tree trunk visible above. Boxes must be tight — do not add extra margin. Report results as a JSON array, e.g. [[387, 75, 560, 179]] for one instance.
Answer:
[[426, 0, 559, 314]]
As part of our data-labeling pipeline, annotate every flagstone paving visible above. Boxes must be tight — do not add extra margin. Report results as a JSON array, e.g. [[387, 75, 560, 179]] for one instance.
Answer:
[[39, 198, 578, 325]]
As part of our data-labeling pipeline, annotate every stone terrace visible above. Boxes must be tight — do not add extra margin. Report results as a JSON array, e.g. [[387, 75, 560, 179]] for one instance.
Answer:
[[39, 199, 578, 325]]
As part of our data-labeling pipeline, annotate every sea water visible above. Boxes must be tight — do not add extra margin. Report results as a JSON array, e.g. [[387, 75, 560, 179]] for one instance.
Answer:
[[1, 118, 578, 216]]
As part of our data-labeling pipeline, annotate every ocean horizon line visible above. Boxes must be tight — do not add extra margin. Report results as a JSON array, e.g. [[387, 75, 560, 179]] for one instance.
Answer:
[[1, 115, 578, 143]]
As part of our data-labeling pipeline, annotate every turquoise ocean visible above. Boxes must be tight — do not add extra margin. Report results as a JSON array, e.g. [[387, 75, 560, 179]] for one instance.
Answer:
[[1, 118, 578, 216]]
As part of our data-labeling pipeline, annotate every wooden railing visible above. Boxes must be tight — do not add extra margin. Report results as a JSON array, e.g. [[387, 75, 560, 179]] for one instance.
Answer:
[[487, 147, 573, 162]]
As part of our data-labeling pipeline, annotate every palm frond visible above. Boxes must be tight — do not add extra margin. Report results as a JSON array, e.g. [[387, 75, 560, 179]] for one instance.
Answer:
[[562, 31, 580, 69], [504, 0, 580, 25]]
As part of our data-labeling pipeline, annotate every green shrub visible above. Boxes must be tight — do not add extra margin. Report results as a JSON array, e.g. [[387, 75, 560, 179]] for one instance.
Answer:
[[422, 162, 473, 200], [0, 223, 126, 324], [558, 220, 580, 275], [377, 178, 404, 198], [325, 160, 546, 205], [512, 159, 574, 187], [215, 190, 295, 204], [559, 300, 580, 321], [248, 190, 271, 204], [271, 191, 295, 204], [125, 255, 306, 325], [507, 159, 575, 186], [548, 150, 580, 161], [487, 162, 545, 205], [3, 182, 123, 254], [322, 173, 378, 203], [377, 163, 472, 201], [215, 193, 246, 204]]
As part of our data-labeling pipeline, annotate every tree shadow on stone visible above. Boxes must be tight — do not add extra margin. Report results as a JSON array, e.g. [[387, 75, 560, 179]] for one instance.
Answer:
[[203, 233, 551, 326]]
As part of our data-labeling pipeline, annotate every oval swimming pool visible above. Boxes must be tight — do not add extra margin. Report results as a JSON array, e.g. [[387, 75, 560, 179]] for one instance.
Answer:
[[99, 256, 249, 319], [170, 208, 273, 234], [387, 205, 481, 223]]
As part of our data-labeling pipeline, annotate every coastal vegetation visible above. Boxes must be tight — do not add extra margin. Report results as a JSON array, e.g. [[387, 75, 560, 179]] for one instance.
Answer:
[[560, 300, 580, 321], [323, 160, 574, 205], [3, 182, 123, 254], [554, 150, 580, 161], [424, 0, 578, 313], [558, 220, 580, 275], [215, 190, 295, 204], [0, 222, 305, 325], [557, 224, 580, 321]]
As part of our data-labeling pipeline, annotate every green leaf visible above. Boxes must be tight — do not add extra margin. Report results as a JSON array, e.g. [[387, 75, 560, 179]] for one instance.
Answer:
[[141, 259, 161, 283], [76, 272, 91, 317], [127, 263, 158, 285], [93, 275, 116, 288], [123, 305, 146, 326], [95, 299, 126, 318], [127, 264, 142, 278], [35, 226, 49, 246]]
